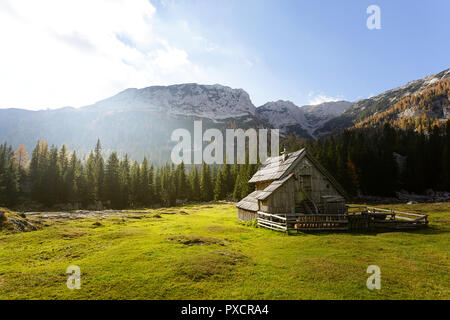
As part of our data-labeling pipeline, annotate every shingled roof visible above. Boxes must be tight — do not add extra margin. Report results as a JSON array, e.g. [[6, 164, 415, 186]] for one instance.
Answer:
[[248, 149, 304, 183], [236, 190, 262, 212], [236, 148, 347, 212], [255, 173, 294, 201]]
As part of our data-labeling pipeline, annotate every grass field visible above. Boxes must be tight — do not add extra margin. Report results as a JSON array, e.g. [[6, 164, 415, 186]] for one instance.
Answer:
[[0, 202, 449, 300]]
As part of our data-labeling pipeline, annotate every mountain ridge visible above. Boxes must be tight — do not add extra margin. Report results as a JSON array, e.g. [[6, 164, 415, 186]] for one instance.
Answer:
[[315, 68, 450, 136], [0, 68, 448, 161]]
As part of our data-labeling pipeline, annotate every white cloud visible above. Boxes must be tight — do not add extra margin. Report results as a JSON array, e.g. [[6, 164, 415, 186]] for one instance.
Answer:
[[307, 91, 344, 105], [0, 0, 210, 109]]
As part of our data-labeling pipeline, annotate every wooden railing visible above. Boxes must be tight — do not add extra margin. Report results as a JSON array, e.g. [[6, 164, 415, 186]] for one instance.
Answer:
[[256, 211, 348, 232], [256, 211, 287, 232], [346, 206, 428, 229], [256, 206, 428, 233]]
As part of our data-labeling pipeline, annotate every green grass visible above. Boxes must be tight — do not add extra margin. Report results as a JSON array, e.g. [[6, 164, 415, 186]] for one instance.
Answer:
[[0, 202, 449, 300]]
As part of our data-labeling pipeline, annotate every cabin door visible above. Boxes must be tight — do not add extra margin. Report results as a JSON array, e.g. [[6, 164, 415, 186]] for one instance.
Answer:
[[295, 190, 306, 212], [300, 175, 312, 196]]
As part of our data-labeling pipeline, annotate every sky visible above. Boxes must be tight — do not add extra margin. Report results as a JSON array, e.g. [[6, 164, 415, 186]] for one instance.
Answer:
[[0, 0, 448, 110]]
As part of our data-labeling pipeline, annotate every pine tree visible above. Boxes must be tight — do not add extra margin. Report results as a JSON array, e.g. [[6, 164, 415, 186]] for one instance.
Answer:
[[190, 165, 200, 201], [93, 139, 105, 201], [105, 152, 121, 208], [233, 164, 244, 199], [154, 167, 162, 205], [58, 145, 69, 202], [176, 161, 188, 200], [119, 154, 130, 208], [84, 152, 97, 204], [139, 157, 151, 206], [148, 163, 155, 204], [200, 162, 213, 201], [222, 163, 232, 196], [130, 161, 141, 207], [65, 151, 79, 203], [43, 145, 60, 206], [0, 143, 19, 206], [3, 161, 19, 206], [29, 140, 48, 203], [214, 168, 226, 200]]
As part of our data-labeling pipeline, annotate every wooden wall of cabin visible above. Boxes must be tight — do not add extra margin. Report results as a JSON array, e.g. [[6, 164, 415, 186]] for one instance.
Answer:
[[259, 156, 345, 214], [260, 177, 296, 214], [237, 208, 256, 221], [292, 157, 343, 203]]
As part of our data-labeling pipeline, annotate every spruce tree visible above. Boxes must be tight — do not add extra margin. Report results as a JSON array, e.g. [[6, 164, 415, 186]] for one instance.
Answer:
[[93, 139, 105, 201], [176, 161, 188, 200], [130, 161, 141, 207], [84, 152, 97, 204], [214, 168, 226, 200], [105, 152, 121, 208], [200, 162, 213, 201], [190, 165, 201, 201], [139, 157, 151, 206], [222, 163, 232, 195], [119, 154, 131, 208]]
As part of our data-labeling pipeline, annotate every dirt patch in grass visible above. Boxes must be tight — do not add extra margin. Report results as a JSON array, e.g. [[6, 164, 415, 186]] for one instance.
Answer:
[[175, 250, 248, 281], [60, 230, 86, 239], [157, 209, 189, 215], [167, 234, 229, 246], [208, 226, 250, 233]]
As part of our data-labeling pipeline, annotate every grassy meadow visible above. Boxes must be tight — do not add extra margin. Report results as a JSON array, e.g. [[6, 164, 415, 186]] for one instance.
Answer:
[[0, 202, 449, 300]]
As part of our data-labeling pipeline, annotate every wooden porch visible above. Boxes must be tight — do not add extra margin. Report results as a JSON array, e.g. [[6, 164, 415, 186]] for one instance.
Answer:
[[256, 206, 428, 234]]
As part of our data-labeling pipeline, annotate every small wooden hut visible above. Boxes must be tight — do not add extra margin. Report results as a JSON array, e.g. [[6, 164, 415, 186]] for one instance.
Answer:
[[236, 148, 428, 232], [236, 148, 347, 225]]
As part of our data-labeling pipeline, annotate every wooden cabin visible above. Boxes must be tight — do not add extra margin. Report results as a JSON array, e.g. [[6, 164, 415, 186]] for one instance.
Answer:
[[236, 148, 428, 232], [236, 148, 347, 220]]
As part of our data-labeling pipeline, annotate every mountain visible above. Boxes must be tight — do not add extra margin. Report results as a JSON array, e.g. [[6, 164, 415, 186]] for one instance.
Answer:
[[256, 100, 352, 139], [315, 68, 450, 137], [0, 84, 266, 162], [354, 77, 450, 131], [256, 100, 311, 139], [301, 101, 353, 136], [91, 83, 257, 120], [0, 68, 448, 162]]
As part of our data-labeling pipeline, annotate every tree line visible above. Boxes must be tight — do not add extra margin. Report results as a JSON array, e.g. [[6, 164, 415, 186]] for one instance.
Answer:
[[0, 139, 259, 209], [286, 121, 450, 196], [2, 120, 449, 208]]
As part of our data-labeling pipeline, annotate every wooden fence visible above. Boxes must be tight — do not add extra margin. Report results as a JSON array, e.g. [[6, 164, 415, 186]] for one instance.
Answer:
[[256, 211, 348, 232], [256, 206, 428, 234], [347, 206, 428, 230]]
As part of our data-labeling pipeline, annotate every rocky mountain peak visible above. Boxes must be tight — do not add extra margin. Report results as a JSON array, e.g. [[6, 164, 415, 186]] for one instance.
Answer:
[[90, 83, 256, 120]]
